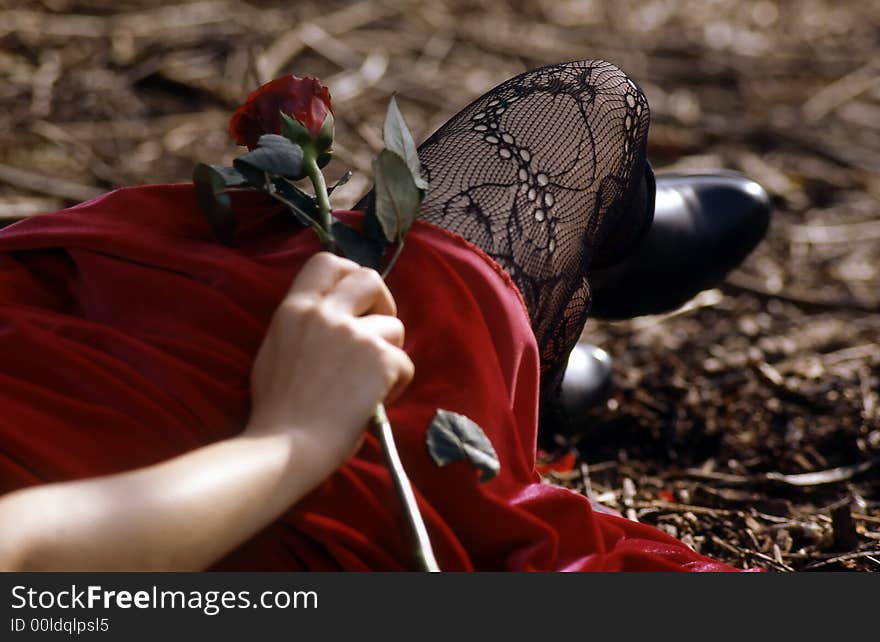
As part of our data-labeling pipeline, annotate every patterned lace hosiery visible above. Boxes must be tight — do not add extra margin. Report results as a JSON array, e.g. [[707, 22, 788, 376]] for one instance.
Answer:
[[358, 60, 653, 418]]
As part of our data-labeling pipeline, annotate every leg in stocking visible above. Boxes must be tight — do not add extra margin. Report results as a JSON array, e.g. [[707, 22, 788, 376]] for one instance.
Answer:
[[399, 60, 654, 418]]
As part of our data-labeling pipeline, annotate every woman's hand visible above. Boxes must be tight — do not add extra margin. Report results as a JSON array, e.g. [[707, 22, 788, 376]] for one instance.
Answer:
[[247, 252, 414, 476]]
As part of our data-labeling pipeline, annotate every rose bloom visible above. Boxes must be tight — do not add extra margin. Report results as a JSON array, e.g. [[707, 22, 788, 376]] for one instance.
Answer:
[[229, 75, 333, 149]]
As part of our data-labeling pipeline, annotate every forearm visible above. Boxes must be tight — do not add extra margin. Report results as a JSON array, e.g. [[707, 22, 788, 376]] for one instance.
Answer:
[[0, 430, 330, 571]]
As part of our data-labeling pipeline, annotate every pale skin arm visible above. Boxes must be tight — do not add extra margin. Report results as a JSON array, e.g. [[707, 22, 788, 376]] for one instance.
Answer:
[[0, 252, 414, 571]]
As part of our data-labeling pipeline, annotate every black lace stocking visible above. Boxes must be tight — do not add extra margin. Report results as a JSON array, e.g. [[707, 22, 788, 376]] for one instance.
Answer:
[[360, 60, 653, 414]]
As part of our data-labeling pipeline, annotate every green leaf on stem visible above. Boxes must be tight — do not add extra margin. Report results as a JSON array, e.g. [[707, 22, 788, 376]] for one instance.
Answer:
[[331, 221, 385, 270], [425, 409, 500, 483], [373, 149, 424, 243], [192, 163, 246, 245], [198, 164, 248, 189], [383, 96, 428, 190], [234, 134, 305, 186]]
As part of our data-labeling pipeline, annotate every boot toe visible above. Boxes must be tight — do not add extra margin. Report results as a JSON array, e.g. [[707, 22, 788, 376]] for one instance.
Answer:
[[589, 171, 772, 319], [686, 174, 771, 261]]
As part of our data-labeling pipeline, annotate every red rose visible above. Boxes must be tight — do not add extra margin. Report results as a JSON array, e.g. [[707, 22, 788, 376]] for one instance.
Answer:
[[229, 75, 333, 150]]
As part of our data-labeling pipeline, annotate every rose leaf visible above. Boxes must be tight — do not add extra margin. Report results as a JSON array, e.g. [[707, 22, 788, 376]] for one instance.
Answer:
[[373, 149, 424, 243], [426, 409, 500, 483], [192, 163, 244, 244], [331, 221, 384, 270], [383, 96, 428, 190], [234, 134, 305, 186]]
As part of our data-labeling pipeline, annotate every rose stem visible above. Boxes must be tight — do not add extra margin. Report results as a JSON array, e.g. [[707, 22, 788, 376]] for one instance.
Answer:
[[372, 253, 439, 571], [372, 404, 441, 572], [381, 239, 406, 280], [304, 156, 333, 236], [306, 161, 439, 572]]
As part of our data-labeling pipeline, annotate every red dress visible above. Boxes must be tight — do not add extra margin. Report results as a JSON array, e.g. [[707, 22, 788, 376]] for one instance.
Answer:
[[0, 184, 735, 571]]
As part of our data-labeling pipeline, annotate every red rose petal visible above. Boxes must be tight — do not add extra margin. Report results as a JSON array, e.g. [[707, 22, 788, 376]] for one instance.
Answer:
[[229, 74, 333, 148]]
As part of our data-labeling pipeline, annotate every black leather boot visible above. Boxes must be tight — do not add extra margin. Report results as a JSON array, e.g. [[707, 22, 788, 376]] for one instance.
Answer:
[[588, 171, 772, 319], [558, 172, 771, 419]]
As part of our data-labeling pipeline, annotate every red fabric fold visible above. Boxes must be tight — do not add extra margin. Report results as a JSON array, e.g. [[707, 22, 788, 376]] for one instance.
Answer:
[[0, 184, 735, 571]]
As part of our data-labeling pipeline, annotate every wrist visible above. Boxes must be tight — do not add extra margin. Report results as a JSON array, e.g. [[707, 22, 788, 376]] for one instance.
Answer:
[[242, 417, 344, 491]]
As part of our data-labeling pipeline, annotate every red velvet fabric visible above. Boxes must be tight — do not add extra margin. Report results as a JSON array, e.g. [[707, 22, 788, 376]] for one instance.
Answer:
[[0, 184, 736, 571]]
